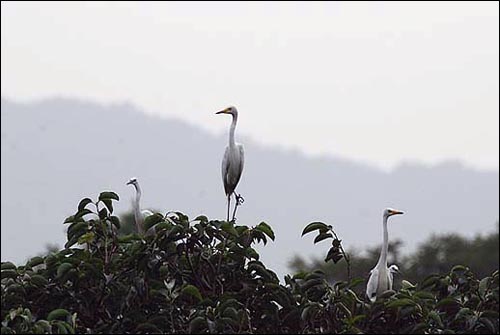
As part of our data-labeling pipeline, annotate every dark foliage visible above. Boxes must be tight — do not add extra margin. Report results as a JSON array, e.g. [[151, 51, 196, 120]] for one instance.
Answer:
[[1, 192, 498, 333]]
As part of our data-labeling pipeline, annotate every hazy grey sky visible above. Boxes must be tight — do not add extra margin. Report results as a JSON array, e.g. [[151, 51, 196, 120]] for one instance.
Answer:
[[1, 1, 498, 170]]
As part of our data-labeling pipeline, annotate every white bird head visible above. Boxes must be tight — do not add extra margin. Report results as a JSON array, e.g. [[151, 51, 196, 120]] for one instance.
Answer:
[[126, 177, 138, 186], [216, 106, 238, 117], [383, 208, 404, 218], [389, 264, 401, 274]]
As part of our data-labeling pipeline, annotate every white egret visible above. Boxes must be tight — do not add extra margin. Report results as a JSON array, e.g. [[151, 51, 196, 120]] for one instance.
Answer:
[[216, 106, 245, 222], [126, 177, 153, 235], [366, 208, 404, 302], [388, 264, 400, 289]]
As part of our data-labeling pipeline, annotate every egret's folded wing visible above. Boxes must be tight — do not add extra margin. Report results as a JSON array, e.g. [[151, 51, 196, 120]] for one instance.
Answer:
[[221, 146, 231, 195], [238, 144, 245, 175], [230, 143, 245, 190], [366, 268, 379, 302]]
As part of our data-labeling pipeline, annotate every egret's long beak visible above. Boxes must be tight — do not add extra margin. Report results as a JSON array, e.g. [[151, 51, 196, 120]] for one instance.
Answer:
[[391, 210, 404, 215], [126, 181, 132, 185], [216, 108, 230, 115]]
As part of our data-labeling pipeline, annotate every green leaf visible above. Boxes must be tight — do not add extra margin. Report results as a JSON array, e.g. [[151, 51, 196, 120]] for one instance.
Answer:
[[75, 208, 93, 219], [99, 191, 119, 201], [77, 232, 95, 245], [118, 234, 143, 243], [478, 277, 490, 297], [47, 309, 70, 321], [1, 269, 18, 279], [454, 307, 472, 320], [325, 246, 343, 263], [65, 236, 79, 249], [314, 232, 333, 244], [63, 215, 75, 224], [56, 322, 69, 334], [189, 316, 207, 333], [411, 323, 429, 334], [194, 215, 208, 223], [182, 284, 202, 301], [35, 320, 52, 333], [245, 247, 259, 260], [67, 222, 87, 237], [109, 216, 121, 229], [420, 275, 440, 289], [451, 264, 468, 273], [247, 261, 275, 281], [56, 263, 73, 280], [98, 208, 108, 220], [251, 230, 268, 245], [5, 283, 25, 294], [101, 199, 113, 214], [27, 257, 45, 268], [428, 310, 444, 328], [1, 262, 17, 270], [30, 275, 49, 287], [223, 307, 238, 319], [78, 198, 93, 211], [305, 269, 325, 280], [221, 222, 238, 236], [387, 298, 416, 308], [413, 291, 435, 300], [301, 278, 324, 291], [218, 298, 240, 313], [401, 280, 416, 290], [292, 271, 308, 280], [348, 278, 365, 288], [379, 290, 396, 299], [256, 222, 275, 241], [350, 315, 366, 325], [302, 222, 328, 236], [301, 304, 319, 321], [144, 213, 163, 231]]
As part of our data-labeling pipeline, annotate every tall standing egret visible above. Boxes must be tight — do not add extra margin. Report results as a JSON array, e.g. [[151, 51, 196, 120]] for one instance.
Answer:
[[216, 106, 245, 222], [366, 208, 404, 302], [126, 177, 153, 235]]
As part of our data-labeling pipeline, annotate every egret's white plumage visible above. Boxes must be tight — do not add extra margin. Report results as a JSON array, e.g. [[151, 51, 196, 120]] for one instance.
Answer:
[[388, 264, 400, 289], [216, 106, 245, 221], [126, 177, 153, 235], [366, 208, 404, 302]]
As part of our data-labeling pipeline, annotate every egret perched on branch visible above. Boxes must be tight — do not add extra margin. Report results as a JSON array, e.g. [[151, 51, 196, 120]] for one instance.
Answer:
[[216, 106, 245, 222], [388, 264, 401, 284], [366, 208, 404, 302], [126, 177, 153, 235]]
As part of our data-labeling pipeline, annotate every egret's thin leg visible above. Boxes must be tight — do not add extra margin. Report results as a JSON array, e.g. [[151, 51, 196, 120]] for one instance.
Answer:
[[231, 192, 245, 222], [231, 193, 237, 222], [226, 195, 231, 222]]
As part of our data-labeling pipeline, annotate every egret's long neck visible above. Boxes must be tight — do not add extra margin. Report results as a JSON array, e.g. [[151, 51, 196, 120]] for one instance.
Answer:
[[228, 114, 238, 149], [377, 215, 389, 267], [133, 184, 144, 234], [134, 183, 142, 208]]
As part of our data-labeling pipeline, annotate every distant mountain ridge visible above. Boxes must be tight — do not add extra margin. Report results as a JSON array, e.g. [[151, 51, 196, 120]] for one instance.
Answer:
[[1, 97, 498, 278]]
